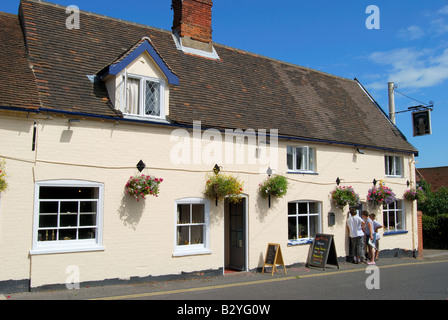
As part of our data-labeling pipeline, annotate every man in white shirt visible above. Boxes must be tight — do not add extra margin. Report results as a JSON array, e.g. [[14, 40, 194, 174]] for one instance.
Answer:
[[347, 208, 366, 264]]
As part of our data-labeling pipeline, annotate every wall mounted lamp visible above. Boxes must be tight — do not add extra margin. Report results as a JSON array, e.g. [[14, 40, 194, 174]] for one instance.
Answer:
[[213, 164, 221, 175], [357, 148, 365, 154]]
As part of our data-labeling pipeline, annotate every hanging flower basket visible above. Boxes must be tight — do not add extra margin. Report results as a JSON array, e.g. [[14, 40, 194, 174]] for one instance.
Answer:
[[259, 174, 288, 199], [367, 185, 396, 208], [125, 174, 163, 201], [330, 185, 360, 210], [403, 187, 427, 202], [0, 159, 7, 192], [205, 173, 244, 204]]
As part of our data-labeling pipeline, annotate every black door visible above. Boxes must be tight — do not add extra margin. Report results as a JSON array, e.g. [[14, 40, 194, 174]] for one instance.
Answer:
[[228, 198, 246, 271]]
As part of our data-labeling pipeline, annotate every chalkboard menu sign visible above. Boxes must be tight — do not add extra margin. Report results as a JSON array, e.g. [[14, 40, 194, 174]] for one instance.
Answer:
[[306, 234, 339, 271], [262, 243, 287, 276]]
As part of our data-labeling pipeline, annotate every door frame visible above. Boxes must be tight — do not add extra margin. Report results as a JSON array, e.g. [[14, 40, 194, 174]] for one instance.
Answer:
[[224, 195, 249, 273]]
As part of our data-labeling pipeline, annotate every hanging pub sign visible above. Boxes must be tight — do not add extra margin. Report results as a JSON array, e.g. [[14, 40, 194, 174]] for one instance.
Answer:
[[412, 110, 432, 137]]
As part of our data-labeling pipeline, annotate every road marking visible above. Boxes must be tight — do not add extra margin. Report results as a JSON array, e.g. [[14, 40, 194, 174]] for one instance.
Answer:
[[91, 259, 448, 300]]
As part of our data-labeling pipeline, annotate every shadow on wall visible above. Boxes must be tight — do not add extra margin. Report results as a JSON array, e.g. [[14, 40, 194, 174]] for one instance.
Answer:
[[118, 192, 146, 229]]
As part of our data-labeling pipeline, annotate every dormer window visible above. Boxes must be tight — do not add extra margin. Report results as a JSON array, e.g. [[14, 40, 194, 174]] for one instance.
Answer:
[[122, 73, 165, 119], [98, 37, 179, 122]]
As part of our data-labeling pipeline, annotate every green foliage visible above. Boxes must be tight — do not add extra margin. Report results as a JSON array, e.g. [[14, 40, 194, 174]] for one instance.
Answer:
[[0, 159, 7, 192], [205, 173, 244, 204], [417, 180, 448, 249], [125, 174, 163, 201], [258, 174, 288, 199], [417, 180, 448, 217], [422, 214, 448, 249], [331, 186, 360, 210]]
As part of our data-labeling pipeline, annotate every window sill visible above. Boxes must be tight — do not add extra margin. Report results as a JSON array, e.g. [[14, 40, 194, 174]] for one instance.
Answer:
[[287, 171, 318, 175], [384, 230, 408, 236], [288, 238, 313, 246], [173, 248, 212, 257], [30, 243, 105, 255], [123, 114, 169, 124]]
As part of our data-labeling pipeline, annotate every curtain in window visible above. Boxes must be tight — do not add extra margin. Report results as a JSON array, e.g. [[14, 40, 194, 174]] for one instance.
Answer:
[[126, 78, 140, 114]]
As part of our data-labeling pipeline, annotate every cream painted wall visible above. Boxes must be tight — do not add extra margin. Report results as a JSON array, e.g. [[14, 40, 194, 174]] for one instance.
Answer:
[[0, 113, 418, 288]]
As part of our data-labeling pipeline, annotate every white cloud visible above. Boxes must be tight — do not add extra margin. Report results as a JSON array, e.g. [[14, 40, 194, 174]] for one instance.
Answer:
[[367, 47, 448, 89], [398, 25, 425, 41], [438, 5, 448, 14], [397, 5, 448, 40]]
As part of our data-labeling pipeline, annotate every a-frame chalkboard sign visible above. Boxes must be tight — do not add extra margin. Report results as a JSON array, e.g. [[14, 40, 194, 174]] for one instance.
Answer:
[[306, 234, 339, 271], [262, 243, 287, 276]]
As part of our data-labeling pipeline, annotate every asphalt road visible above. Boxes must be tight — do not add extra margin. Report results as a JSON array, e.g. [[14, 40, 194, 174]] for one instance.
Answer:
[[3, 251, 448, 303]]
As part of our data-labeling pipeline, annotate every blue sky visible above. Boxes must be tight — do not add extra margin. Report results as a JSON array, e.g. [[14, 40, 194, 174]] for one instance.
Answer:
[[2, 0, 447, 168]]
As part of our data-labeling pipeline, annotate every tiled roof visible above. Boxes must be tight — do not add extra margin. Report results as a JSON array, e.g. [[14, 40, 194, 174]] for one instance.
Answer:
[[416, 167, 448, 192], [0, 12, 40, 110], [5, 0, 417, 154]]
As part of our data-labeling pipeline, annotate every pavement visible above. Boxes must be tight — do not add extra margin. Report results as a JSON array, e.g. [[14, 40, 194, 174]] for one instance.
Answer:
[[2, 249, 448, 300]]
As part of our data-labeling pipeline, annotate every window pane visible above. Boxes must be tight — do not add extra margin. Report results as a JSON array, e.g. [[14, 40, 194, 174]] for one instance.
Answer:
[[388, 210, 396, 230], [80, 214, 96, 227], [308, 202, 318, 213], [288, 202, 296, 215], [395, 157, 402, 176], [177, 226, 190, 245], [60, 201, 78, 214], [396, 210, 404, 230], [38, 229, 57, 242], [177, 204, 190, 224], [288, 216, 297, 240], [191, 225, 204, 244], [296, 147, 303, 170], [40, 187, 97, 200], [60, 214, 77, 228], [309, 215, 319, 238], [298, 202, 308, 214], [298, 216, 308, 238], [287, 146, 294, 170], [126, 78, 140, 114], [192, 204, 204, 224], [79, 228, 96, 240], [39, 215, 57, 228], [145, 80, 160, 116], [40, 201, 58, 214], [60, 229, 76, 241], [309, 148, 314, 171]]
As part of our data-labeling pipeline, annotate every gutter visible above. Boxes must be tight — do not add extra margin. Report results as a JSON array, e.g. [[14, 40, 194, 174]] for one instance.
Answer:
[[0, 105, 418, 156]]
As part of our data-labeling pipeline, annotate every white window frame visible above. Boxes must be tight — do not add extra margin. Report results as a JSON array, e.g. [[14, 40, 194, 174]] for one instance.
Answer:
[[287, 146, 315, 173], [121, 71, 166, 120], [385, 155, 403, 177], [31, 180, 105, 255], [288, 201, 322, 245], [383, 200, 405, 233], [173, 198, 211, 256]]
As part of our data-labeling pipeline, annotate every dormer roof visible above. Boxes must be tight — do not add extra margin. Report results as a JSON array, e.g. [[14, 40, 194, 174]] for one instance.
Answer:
[[98, 37, 180, 85]]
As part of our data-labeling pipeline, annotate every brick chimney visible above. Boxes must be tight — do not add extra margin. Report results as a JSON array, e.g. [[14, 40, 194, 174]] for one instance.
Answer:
[[172, 0, 213, 53]]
